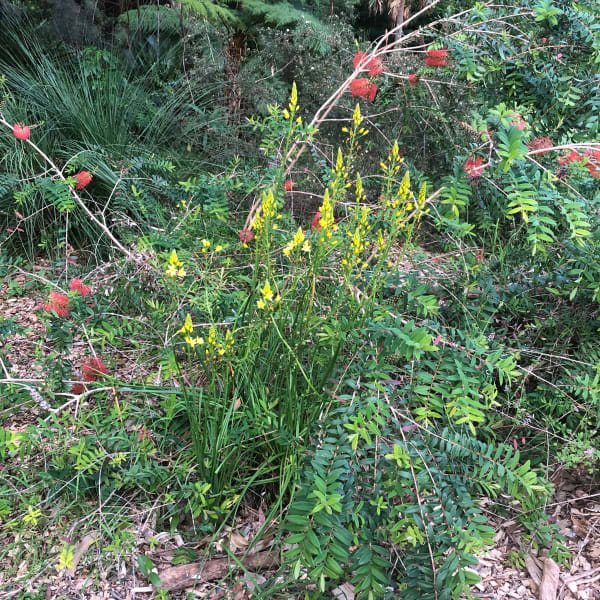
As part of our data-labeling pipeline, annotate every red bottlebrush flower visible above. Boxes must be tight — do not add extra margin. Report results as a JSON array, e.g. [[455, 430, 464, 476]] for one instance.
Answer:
[[353, 52, 383, 76], [71, 383, 85, 395], [13, 123, 30, 140], [74, 171, 93, 190], [509, 113, 527, 131], [353, 52, 367, 69], [465, 156, 486, 179], [350, 79, 377, 102], [239, 229, 254, 243], [82, 357, 108, 382], [558, 151, 583, 166], [284, 180, 294, 192], [311, 211, 322, 231], [424, 49, 448, 67], [367, 57, 384, 76], [584, 149, 600, 179], [408, 73, 419, 86], [70, 278, 91, 297], [42, 291, 70, 317], [527, 136, 553, 157]]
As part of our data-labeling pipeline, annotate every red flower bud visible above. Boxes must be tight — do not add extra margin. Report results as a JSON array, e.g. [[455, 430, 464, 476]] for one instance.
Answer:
[[284, 180, 294, 192]]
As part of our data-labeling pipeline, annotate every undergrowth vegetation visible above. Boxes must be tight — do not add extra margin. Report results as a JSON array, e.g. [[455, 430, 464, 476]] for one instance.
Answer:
[[1, 0, 599, 598]]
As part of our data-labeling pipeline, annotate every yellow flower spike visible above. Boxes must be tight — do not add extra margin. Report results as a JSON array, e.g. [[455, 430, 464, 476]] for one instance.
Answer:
[[355, 173, 363, 201], [283, 109, 290, 120], [260, 281, 274, 302], [168, 249, 183, 267], [289, 81, 298, 112], [397, 171, 411, 202], [178, 314, 194, 335], [418, 181, 427, 208], [335, 148, 344, 175], [392, 141, 399, 158], [353, 104, 363, 127], [293, 227, 305, 246]]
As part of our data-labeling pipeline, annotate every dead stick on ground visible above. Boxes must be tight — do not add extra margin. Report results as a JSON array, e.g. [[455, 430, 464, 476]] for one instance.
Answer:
[[159, 551, 279, 591]]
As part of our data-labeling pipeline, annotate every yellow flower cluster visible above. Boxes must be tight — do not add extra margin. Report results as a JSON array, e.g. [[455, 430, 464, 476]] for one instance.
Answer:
[[166, 250, 186, 278], [257, 280, 281, 310], [331, 148, 351, 196], [282, 82, 299, 121], [205, 326, 234, 357], [178, 314, 234, 357], [178, 313, 204, 348], [196, 239, 225, 255], [252, 189, 281, 238], [317, 189, 337, 239], [343, 206, 371, 277], [283, 227, 311, 258]]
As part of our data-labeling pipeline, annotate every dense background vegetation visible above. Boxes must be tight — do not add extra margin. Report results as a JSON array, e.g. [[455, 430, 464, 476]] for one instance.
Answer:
[[0, 0, 599, 598]]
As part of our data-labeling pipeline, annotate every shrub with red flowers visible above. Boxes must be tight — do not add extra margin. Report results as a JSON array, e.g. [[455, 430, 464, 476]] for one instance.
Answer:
[[42, 291, 70, 317], [464, 156, 486, 179], [350, 78, 377, 102], [353, 52, 384, 77], [424, 49, 448, 67], [74, 171, 93, 190], [13, 123, 30, 140]]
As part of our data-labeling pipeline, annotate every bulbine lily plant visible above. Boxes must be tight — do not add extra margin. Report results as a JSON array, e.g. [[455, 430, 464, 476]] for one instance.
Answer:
[[165, 85, 433, 506]]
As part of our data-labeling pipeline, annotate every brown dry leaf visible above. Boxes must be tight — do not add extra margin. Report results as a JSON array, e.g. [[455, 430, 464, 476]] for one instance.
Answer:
[[230, 531, 250, 551]]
